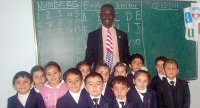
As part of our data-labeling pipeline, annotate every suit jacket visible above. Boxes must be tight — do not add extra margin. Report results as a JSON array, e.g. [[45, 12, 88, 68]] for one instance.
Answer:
[[85, 27, 130, 67], [7, 89, 45, 108], [56, 90, 88, 108], [149, 74, 162, 91], [127, 86, 157, 108], [127, 73, 134, 88], [157, 77, 190, 108], [112, 98, 134, 108], [86, 94, 113, 108], [104, 84, 115, 99]]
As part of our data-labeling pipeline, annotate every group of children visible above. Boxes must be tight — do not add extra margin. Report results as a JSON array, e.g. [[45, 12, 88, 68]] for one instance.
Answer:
[[8, 53, 190, 108]]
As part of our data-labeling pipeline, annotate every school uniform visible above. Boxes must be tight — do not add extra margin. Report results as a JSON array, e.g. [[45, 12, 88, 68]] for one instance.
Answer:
[[127, 86, 157, 108], [86, 94, 113, 108], [102, 83, 115, 99], [56, 89, 88, 108], [157, 77, 190, 108], [7, 88, 45, 108], [112, 97, 134, 108], [127, 72, 135, 87], [150, 74, 165, 91]]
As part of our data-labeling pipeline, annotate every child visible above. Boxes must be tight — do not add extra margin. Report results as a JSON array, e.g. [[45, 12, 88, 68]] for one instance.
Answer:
[[113, 62, 128, 77], [157, 59, 190, 108], [127, 53, 145, 87], [84, 72, 113, 108], [76, 61, 91, 81], [40, 61, 68, 108], [111, 76, 134, 108], [30, 65, 46, 92], [7, 71, 45, 108], [150, 56, 167, 91], [128, 70, 157, 108], [56, 68, 88, 108], [95, 62, 114, 99]]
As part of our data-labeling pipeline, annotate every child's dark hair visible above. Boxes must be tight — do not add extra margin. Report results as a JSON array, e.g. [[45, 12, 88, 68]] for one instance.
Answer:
[[155, 56, 167, 65], [76, 61, 90, 70], [63, 68, 83, 82], [133, 70, 151, 82], [45, 61, 61, 72], [84, 72, 103, 84], [95, 61, 110, 72], [111, 76, 129, 88], [130, 53, 144, 64], [30, 65, 45, 76], [101, 4, 115, 15], [12, 71, 33, 85], [164, 59, 179, 69], [113, 62, 128, 73]]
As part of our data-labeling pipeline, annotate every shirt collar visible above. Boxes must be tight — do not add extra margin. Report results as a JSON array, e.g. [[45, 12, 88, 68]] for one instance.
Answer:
[[158, 73, 166, 80], [135, 86, 147, 93], [167, 77, 176, 86], [102, 25, 114, 31], [44, 80, 64, 88], [116, 97, 126, 107], [90, 94, 101, 104]]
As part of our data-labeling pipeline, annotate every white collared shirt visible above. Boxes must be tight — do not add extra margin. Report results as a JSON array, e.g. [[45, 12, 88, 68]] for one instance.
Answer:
[[101, 82, 107, 95], [90, 95, 101, 105], [131, 71, 135, 76], [116, 97, 126, 108], [158, 73, 166, 80], [34, 87, 40, 93], [135, 86, 147, 102], [69, 90, 81, 103], [167, 77, 176, 86], [18, 91, 30, 107]]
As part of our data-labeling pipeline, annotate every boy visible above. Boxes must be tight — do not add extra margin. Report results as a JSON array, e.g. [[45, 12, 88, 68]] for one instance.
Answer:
[[84, 72, 113, 108], [127, 53, 145, 87], [111, 76, 134, 108], [150, 56, 167, 91], [157, 59, 190, 108], [7, 71, 45, 108], [95, 62, 115, 99], [56, 68, 87, 108]]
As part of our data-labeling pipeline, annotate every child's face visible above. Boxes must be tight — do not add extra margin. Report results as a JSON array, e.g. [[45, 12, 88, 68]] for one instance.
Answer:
[[14, 77, 32, 95], [129, 58, 144, 72], [96, 67, 109, 83], [85, 76, 104, 97], [133, 73, 149, 90], [45, 66, 61, 87], [155, 60, 165, 75], [65, 73, 82, 93], [164, 63, 179, 80], [112, 83, 129, 100], [32, 71, 46, 89], [79, 65, 90, 80], [114, 66, 127, 77]]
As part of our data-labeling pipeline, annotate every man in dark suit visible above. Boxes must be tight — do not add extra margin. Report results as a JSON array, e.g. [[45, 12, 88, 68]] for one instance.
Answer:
[[156, 59, 190, 108], [85, 4, 130, 69]]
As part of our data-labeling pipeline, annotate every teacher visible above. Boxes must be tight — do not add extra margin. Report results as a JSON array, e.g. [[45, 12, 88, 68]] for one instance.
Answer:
[[85, 4, 130, 71]]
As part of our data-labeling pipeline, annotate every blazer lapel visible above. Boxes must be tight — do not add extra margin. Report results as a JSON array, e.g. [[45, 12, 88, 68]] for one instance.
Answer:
[[14, 94, 25, 108], [96, 28, 103, 61], [163, 78, 174, 108]]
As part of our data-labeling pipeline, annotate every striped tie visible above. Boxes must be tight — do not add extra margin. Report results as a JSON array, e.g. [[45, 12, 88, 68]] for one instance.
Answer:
[[106, 30, 113, 73]]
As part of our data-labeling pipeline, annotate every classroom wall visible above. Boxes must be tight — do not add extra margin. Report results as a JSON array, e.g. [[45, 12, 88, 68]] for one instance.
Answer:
[[0, 0, 199, 108]]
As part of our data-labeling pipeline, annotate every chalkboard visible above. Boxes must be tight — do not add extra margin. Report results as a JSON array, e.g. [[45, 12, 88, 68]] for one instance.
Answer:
[[33, 0, 197, 80]]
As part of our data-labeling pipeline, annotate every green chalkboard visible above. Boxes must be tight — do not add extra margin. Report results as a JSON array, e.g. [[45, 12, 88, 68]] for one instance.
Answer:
[[33, 0, 197, 80]]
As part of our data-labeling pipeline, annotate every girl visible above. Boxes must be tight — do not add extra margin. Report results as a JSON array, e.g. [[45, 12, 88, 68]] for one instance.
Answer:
[[30, 65, 46, 92], [128, 70, 157, 108], [40, 61, 68, 108], [113, 62, 128, 77]]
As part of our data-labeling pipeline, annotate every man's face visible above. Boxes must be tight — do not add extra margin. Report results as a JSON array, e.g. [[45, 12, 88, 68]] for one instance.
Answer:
[[100, 7, 115, 29]]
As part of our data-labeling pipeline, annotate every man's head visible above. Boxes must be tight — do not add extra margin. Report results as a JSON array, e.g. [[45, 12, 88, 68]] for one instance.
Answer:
[[100, 4, 115, 29]]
